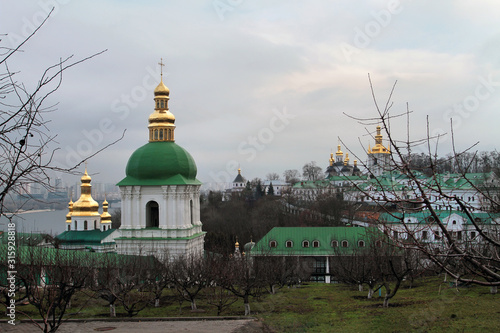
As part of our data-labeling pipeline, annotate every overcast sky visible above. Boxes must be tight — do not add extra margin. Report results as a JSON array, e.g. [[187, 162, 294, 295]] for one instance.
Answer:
[[3, 0, 500, 189]]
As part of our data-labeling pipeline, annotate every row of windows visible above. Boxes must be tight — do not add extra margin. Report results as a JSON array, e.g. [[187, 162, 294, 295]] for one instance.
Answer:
[[269, 239, 369, 249], [150, 128, 174, 141], [156, 100, 166, 109], [69, 220, 110, 231]]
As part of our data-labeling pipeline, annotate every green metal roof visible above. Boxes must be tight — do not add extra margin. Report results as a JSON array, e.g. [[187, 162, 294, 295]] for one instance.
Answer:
[[118, 141, 201, 186], [56, 229, 116, 244], [250, 227, 383, 256], [0, 245, 155, 268]]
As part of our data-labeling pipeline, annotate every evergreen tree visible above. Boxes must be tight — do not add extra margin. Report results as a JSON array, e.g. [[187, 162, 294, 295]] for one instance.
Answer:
[[267, 182, 274, 196]]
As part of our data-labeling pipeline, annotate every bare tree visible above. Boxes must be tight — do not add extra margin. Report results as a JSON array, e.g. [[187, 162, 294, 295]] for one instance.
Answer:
[[283, 169, 300, 184], [217, 256, 264, 316], [266, 172, 280, 181], [203, 255, 238, 315], [16, 247, 95, 332], [95, 254, 155, 317], [170, 255, 207, 311], [302, 162, 323, 181], [344, 75, 500, 292]]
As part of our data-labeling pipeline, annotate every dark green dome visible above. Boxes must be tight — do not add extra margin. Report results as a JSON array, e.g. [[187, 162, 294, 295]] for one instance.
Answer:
[[117, 141, 201, 186]]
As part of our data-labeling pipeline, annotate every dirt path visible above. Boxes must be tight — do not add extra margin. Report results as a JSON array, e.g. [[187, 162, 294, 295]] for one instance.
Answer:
[[0, 318, 266, 333]]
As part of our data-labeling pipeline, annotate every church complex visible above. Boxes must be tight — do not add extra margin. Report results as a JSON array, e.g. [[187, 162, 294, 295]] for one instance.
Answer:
[[55, 62, 499, 266]]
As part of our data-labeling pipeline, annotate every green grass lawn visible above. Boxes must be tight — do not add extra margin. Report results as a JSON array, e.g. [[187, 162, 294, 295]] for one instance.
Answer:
[[255, 277, 500, 332], [5, 276, 500, 332]]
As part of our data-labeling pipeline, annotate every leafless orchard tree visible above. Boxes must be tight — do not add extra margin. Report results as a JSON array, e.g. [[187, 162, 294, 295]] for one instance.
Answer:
[[16, 247, 95, 333], [344, 75, 500, 292], [94, 254, 155, 317], [170, 254, 208, 311], [0, 9, 120, 219], [203, 255, 238, 316], [216, 256, 264, 316]]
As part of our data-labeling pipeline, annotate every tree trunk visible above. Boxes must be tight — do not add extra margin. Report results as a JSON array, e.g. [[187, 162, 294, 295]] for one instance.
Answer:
[[110, 304, 116, 317], [490, 286, 498, 294], [368, 288, 374, 299], [383, 296, 390, 307], [191, 299, 197, 310], [358, 284, 363, 292], [244, 294, 250, 316], [244, 302, 251, 316], [155, 298, 160, 307]]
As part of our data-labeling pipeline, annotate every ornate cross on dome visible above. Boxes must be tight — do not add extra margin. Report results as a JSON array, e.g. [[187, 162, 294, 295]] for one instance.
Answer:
[[158, 58, 165, 78]]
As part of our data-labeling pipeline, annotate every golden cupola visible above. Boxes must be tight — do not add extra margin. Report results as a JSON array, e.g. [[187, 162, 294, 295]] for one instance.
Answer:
[[148, 64, 176, 142], [71, 168, 100, 217], [336, 145, 343, 157], [329, 152, 334, 166], [368, 126, 391, 154], [65, 200, 73, 224], [100, 198, 112, 226]]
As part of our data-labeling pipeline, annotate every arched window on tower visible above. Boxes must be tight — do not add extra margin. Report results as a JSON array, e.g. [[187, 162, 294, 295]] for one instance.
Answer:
[[159, 129, 164, 140], [84, 220, 88, 230], [75, 220, 77, 230], [190, 200, 194, 225], [160, 100, 164, 108], [154, 129, 158, 141], [146, 201, 159, 228], [94, 220, 97, 230]]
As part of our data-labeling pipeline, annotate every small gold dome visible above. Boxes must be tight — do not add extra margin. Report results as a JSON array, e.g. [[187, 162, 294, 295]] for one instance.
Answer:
[[66, 200, 73, 223], [81, 169, 91, 183], [148, 110, 175, 124], [154, 80, 170, 96]]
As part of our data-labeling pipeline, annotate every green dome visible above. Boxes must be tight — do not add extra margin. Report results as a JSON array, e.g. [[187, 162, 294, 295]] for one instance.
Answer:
[[117, 141, 201, 186]]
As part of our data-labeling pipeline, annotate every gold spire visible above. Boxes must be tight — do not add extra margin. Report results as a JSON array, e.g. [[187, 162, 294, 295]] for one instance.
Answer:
[[368, 125, 390, 154], [72, 167, 100, 217], [336, 144, 343, 156], [149, 58, 175, 142], [345, 153, 350, 164], [238, 168, 241, 174], [329, 152, 334, 166]]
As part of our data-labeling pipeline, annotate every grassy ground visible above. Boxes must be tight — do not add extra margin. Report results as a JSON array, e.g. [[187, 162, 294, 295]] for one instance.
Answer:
[[255, 277, 500, 332], [4, 276, 500, 332]]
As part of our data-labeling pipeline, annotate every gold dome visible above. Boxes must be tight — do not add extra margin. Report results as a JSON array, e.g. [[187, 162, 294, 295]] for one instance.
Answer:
[[72, 169, 100, 217], [154, 80, 170, 96], [100, 199, 112, 224], [66, 200, 73, 223], [336, 144, 343, 156], [368, 126, 391, 154], [148, 110, 175, 124]]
